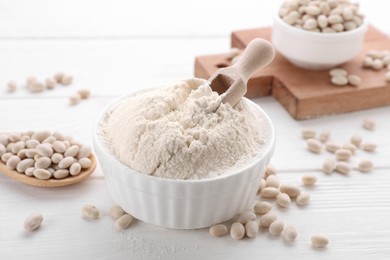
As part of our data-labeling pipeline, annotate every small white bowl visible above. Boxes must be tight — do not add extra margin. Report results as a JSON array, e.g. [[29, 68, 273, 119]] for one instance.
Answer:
[[272, 14, 368, 70], [93, 81, 275, 229]]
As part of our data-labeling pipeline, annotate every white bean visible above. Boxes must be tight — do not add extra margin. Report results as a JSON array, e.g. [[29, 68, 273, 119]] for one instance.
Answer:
[[69, 94, 81, 106], [301, 128, 316, 139], [277, 193, 291, 208], [59, 156, 75, 169], [45, 78, 56, 89], [16, 158, 35, 173], [6, 155, 21, 170], [51, 153, 64, 164], [237, 210, 256, 224], [258, 178, 266, 193], [77, 145, 92, 159], [322, 157, 337, 174], [372, 59, 384, 70], [306, 138, 323, 153], [69, 163, 82, 176], [209, 224, 228, 237], [62, 75, 73, 86], [348, 75, 361, 86], [33, 169, 51, 180], [253, 201, 272, 214], [79, 158, 92, 169], [52, 141, 66, 153], [230, 222, 245, 240], [265, 164, 277, 177], [54, 169, 69, 179], [296, 192, 311, 205], [358, 159, 373, 172], [301, 174, 317, 186], [350, 135, 362, 147], [110, 205, 125, 219], [65, 145, 79, 157], [54, 72, 65, 83], [7, 81, 17, 93], [36, 143, 53, 157], [282, 226, 298, 241], [35, 157, 51, 169], [260, 211, 277, 228], [311, 235, 329, 248], [329, 68, 347, 77], [280, 184, 301, 197], [115, 214, 133, 230], [335, 149, 352, 161], [362, 118, 375, 130], [266, 175, 280, 188], [335, 162, 351, 174], [342, 143, 357, 155], [325, 142, 340, 153], [319, 129, 331, 143], [82, 204, 100, 220], [25, 167, 35, 176], [269, 220, 285, 236], [361, 142, 377, 152], [261, 187, 280, 198], [24, 213, 43, 231], [245, 221, 259, 238]]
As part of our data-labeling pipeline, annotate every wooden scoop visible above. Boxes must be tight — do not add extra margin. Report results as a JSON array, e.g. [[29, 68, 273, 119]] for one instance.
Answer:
[[209, 38, 275, 107], [0, 154, 97, 188]]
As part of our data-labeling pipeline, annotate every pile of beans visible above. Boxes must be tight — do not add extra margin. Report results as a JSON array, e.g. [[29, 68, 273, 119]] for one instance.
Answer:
[[329, 68, 361, 86], [303, 118, 376, 174], [362, 49, 390, 82], [279, 0, 364, 33], [4, 72, 91, 106], [0, 131, 92, 180]]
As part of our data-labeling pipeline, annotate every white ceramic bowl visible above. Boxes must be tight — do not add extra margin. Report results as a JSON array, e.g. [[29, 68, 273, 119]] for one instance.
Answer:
[[272, 14, 368, 70], [93, 82, 275, 229]]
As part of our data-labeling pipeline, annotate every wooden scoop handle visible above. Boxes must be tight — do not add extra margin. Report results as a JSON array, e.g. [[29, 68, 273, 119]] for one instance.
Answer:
[[233, 38, 275, 84]]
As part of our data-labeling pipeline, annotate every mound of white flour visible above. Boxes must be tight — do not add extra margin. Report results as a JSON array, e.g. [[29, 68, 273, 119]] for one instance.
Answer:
[[102, 78, 265, 180]]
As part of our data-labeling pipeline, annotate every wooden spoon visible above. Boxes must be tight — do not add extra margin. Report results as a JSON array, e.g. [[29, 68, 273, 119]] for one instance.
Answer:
[[0, 154, 97, 188], [209, 38, 275, 107]]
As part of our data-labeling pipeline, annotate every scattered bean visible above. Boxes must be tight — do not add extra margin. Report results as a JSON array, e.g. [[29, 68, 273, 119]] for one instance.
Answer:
[[358, 159, 373, 172], [319, 129, 330, 143], [282, 226, 298, 241], [82, 204, 100, 220], [331, 75, 348, 86], [245, 221, 259, 238], [361, 142, 377, 152], [362, 118, 375, 130], [69, 94, 81, 106], [265, 164, 277, 177], [110, 205, 125, 219], [325, 142, 340, 153], [209, 224, 228, 237], [77, 89, 91, 99], [261, 187, 280, 198], [260, 211, 277, 228], [302, 174, 317, 186], [301, 128, 316, 139], [266, 175, 280, 188], [230, 222, 245, 240], [350, 135, 362, 147], [277, 193, 291, 208], [311, 235, 329, 248], [62, 75, 73, 86], [348, 75, 361, 86], [269, 220, 284, 236], [253, 201, 272, 214], [335, 149, 352, 161], [280, 184, 301, 197], [307, 138, 323, 153], [24, 213, 43, 231], [330, 68, 347, 77], [296, 192, 311, 205], [115, 214, 133, 230], [237, 210, 256, 224], [335, 161, 351, 174], [7, 81, 17, 93]]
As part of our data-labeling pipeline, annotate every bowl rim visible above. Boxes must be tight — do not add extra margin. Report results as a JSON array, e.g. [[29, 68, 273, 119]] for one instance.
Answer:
[[274, 13, 368, 38], [93, 81, 276, 185]]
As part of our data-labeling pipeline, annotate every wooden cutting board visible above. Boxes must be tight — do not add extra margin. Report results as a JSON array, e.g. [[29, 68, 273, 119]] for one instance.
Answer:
[[194, 25, 390, 120]]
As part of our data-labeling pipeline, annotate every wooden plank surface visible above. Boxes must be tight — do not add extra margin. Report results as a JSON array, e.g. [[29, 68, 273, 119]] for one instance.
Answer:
[[1, 0, 390, 259]]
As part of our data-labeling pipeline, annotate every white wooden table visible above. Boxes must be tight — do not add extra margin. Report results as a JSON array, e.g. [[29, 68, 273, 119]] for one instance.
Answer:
[[1, 0, 390, 259]]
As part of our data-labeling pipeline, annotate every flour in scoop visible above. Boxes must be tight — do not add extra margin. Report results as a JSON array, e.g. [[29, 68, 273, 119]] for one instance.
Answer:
[[102, 78, 265, 180]]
